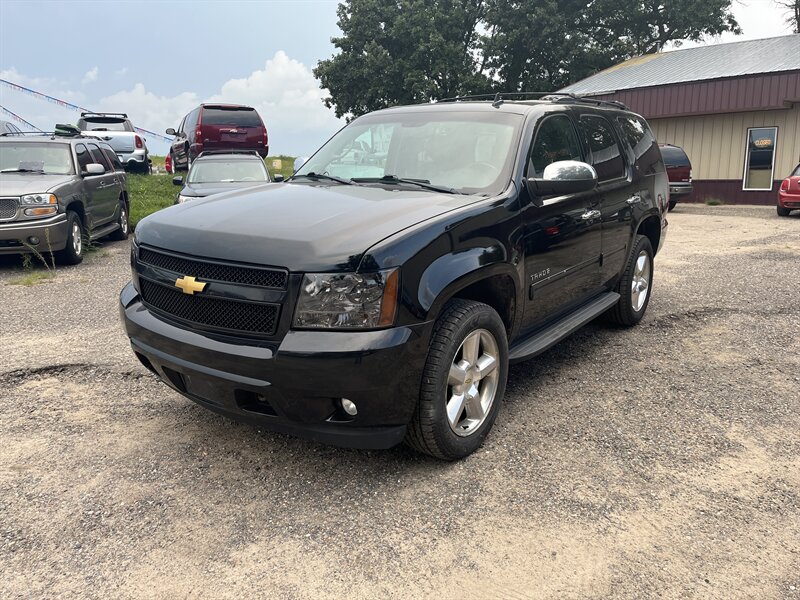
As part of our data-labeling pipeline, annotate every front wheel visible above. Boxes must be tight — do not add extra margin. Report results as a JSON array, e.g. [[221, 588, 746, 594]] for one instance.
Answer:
[[777, 206, 791, 217], [606, 234, 654, 327], [405, 299, 508, 460], [54, 211, 85, 265]]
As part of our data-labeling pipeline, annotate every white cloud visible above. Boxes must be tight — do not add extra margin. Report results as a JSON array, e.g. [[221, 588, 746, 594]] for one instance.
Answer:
[[82, 67, 99, 85], [96, 51, 343, 155], [114, 67, 128, 78]]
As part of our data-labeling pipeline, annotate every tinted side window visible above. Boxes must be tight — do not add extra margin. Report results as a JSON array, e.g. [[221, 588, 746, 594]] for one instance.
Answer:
[[88, 143, 112, 171], [617, 116, 663, 174], [75, 143, 93, 172], [102, 146, 123, 170], [202, 107, 262, 127], [581, 115, 625, 181], [528, 115, 583, 178]]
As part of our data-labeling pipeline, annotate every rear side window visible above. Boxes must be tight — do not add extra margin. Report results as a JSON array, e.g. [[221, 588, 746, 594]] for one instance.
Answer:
[[75, 144, 93, 172], [792, 164, 800, 177], [102, 147, 123, 170], [202, 107, 262, 127], [660, 145, 690, 167], [527, 114, 583, 178], [580, 115, 625, 181], [88, 143, 112, 171], [616, 116, 663, 174]]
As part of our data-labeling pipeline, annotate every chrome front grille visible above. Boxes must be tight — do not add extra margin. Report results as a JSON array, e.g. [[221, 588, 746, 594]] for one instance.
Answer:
[[0, 198, 18, 221]]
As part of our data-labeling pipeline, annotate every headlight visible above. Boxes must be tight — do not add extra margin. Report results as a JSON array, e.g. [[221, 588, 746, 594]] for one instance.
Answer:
[[177, 194, 194, 203], [21, 194, 56, 205], [293, 269, 399, 329]]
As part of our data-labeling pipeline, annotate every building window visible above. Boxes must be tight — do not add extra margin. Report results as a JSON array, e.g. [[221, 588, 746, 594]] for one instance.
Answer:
[[743, 127, 777, 191]]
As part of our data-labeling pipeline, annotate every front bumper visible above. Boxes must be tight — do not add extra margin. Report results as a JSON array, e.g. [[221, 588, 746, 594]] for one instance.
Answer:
[[668, 183, 693, 196], [119, 282, 432, 449], [0, 213, 69, 255]]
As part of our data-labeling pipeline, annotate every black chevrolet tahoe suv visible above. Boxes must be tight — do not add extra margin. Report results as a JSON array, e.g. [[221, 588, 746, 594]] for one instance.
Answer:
[[120, 95, 668, 460]]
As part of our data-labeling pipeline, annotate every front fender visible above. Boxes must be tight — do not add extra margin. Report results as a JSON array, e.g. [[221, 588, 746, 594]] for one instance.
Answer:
[[419, 247, 521, 326]]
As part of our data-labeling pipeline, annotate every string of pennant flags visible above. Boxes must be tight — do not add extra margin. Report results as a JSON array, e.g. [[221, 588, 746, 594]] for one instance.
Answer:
[[0, 103, 43, 131], [0, 78, 175, 143]]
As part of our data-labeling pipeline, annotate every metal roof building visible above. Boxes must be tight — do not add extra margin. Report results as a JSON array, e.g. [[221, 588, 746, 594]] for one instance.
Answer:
[[560, 34, 800, 205]]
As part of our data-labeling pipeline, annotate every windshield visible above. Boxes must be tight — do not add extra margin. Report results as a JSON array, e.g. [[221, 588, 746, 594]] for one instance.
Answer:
[[188, 160, 268, 183], [0, 142, 75, 175], [81, 118, 134, 132], [660, 145, 690, 167], [202, 107, 262, 127], [295, 110, 523, 195]]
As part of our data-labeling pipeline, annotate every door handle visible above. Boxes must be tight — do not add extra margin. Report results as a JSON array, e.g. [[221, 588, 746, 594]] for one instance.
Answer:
[[626, 194, 642, 205], [581, 210, 601, 221]]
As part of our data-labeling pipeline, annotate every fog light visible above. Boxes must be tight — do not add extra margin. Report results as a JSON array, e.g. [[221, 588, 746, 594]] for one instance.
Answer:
[[341, 398, 358, 416], [27, 236, 40, 245]]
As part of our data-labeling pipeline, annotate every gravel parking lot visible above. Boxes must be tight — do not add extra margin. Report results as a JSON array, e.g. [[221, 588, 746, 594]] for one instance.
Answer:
[[1, 205, 798, 599]]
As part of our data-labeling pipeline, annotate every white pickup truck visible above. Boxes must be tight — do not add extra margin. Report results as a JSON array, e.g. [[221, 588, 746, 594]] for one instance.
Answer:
[[77, 113, 150, 173]]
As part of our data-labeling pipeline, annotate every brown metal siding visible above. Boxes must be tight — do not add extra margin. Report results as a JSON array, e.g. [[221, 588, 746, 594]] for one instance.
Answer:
[[594, 71, 800, 119]]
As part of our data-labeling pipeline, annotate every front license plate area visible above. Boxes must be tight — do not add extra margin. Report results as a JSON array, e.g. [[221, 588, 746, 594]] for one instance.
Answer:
[[184, 374, 228, 407]]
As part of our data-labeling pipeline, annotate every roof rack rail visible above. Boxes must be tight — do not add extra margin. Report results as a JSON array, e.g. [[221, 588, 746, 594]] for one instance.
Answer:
[[196, 150, 263, 158], [435, 91, 628, 110], [80, 112, 128, 118]]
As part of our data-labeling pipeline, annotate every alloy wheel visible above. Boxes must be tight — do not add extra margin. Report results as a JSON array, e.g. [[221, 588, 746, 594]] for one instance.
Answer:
[[446, 329, 500, 437], [631, 251, 651, 311]]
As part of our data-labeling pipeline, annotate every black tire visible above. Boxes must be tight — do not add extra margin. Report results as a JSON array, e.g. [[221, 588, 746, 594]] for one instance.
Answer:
[[606, 234, 654, 327], [55, 211, 85, 265], [109, 200, 129, 241], [405, 299, 509, 461], [777, 206, 791, 217], [668, 200, 677, 211]]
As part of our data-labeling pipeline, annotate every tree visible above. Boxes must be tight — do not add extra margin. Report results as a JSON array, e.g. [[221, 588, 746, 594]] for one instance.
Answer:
[[774, 0, 800, 33], [314, 0, 492, 119], [316, 0, 742, 118]]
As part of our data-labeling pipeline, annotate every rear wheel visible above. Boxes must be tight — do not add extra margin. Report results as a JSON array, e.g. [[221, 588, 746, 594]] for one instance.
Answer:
[[55, 211, 85, 265], [668, 200, 677, 211], [777, 206, 791, 217], [109, 201, 129, 241], [606, 234, 653, 327], [405, 299, 508, 460]]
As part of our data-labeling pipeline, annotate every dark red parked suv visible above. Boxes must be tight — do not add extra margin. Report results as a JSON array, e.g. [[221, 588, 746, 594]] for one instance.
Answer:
[[659, 144, 692, 211], [166, 104, 268, 172]]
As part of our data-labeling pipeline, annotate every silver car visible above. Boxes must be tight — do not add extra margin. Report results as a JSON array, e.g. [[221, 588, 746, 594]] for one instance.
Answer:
[[0, 133, 129, 264], [77, 112, 150, 173]]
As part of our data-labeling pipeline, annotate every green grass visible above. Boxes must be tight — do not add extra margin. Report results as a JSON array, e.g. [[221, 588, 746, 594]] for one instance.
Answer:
[[705, 197, 724, 206], [8, 271, 54, 286], [129, 155, 296, 228]]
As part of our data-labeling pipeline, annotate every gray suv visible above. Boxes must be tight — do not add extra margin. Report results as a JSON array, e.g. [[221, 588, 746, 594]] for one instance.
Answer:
[[0, 132, 130, 264]]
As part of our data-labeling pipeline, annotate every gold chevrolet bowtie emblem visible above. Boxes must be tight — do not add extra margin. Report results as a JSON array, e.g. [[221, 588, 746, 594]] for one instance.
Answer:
[[174, 275, 207, 295]]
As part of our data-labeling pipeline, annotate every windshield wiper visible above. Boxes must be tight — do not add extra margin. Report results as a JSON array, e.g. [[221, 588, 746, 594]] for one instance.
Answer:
[[292, 172, 354, 185], [352, 175, 461, 194], [0, 168, 45, 173]]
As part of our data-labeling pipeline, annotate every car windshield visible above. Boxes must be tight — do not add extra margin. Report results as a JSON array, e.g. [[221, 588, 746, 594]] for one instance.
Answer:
[[660, 146, 690, 167], [0, 142, 75, 175], [294, 110, 523, 195], [187, 160, 268, 183], [81, 119, 133, 132]]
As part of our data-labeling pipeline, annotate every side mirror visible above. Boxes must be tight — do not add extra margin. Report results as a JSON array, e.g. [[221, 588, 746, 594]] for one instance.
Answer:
[[172, 176, 184, 186], [293, 156, 308, 172], [166, 128, 176, 136], [85, 163, 105, 175], [526, 160, 597, 200], [273, 174, 284, 182]]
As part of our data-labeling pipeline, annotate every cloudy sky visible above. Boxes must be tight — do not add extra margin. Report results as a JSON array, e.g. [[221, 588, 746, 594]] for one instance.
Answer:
[[0, 0, 795, 156]]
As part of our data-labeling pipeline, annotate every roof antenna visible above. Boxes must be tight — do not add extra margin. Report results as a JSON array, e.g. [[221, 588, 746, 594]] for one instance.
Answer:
[[492, 92, 503, 108]]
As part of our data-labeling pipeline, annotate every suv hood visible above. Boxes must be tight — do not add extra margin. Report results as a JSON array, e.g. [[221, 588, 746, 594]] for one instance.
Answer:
[[181, 181, 268, 198], [0, 173, 74, 196], [136, 182, 480, 271]]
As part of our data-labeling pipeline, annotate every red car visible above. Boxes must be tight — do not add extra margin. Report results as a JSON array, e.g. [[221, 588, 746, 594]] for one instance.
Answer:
[[659, 144, 692, 211], [166, 104, 268, 172], [778, 164, 800, 217]]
